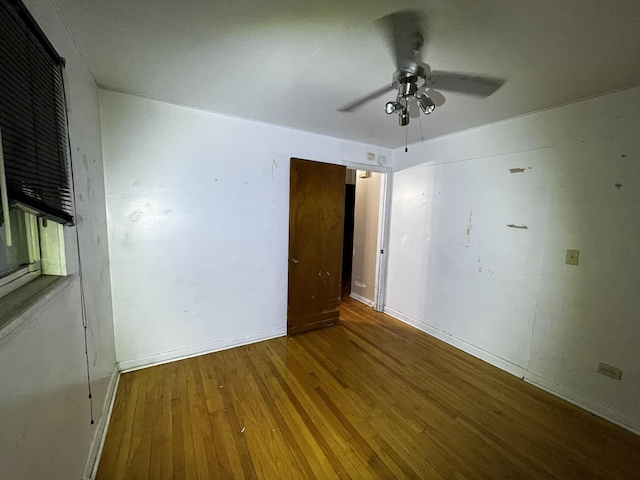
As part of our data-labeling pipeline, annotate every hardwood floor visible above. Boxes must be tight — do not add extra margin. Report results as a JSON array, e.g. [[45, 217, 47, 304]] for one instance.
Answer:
[[97, 298, 640, 479]]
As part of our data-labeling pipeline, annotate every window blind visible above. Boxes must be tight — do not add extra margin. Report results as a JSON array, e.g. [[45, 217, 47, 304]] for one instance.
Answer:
[[0, 0, 73, 225]]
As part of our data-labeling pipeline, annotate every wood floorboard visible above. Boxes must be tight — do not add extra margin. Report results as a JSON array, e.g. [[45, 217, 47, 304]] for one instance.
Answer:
[[97, 298, 640, 479]]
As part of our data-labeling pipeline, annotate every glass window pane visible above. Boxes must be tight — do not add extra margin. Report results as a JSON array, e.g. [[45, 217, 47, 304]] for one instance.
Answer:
[[0, 209, 31, 278]]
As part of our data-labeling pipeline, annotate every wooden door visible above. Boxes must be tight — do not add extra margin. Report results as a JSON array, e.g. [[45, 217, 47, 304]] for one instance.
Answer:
[[288, 158, 346, 335]]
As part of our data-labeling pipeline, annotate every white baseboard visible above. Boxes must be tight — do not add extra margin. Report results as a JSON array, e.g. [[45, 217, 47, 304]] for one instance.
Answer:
[[350, 292, 374, 307], [117, 328, 287, 373], [383, 307, 526, 378], [383, 306, 640, 436], [524, 372, 640, 436], [83, 365, 120, 480]]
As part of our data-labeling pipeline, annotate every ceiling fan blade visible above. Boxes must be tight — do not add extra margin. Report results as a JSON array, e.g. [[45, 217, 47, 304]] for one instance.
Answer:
[[377, 10, 428, 70], [338, 84, 395, 112], [427, 71, 505, 98]]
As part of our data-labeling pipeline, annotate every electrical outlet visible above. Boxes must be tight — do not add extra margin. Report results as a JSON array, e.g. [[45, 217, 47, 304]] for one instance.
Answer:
[[565, 249, 580, 265], [597, 363, 622, 380]]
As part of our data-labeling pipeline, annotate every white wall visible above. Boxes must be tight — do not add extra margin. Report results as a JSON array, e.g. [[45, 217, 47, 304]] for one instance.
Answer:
[[0, 1, 117, 479], [386, 86, 640, 433], [100, 91, 391, 371], [351, 172, 382, 305]]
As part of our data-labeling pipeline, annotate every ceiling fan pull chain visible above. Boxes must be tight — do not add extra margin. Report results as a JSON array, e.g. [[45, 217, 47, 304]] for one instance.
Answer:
[[405, 123, 408, 152]]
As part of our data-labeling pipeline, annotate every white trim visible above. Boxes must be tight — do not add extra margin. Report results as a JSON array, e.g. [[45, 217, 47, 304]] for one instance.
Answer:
[[383, 307, 527, 378], [0, 209, 42, 299], [372, 174, 384, 310], [374, 171, 393, 312], [83, 366, 120, 480], [0, 264, 41, 298], [350, 292, 374, 307], [383, 306, 640, 435], [341, 160, 391, 174], [0, 275, 73, 343], [118, 328, 287, 373], [524, 372, 640, 436]]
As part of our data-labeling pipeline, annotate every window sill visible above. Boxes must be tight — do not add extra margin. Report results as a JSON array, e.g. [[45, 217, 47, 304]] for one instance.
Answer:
[[0, 275, 74, 345]]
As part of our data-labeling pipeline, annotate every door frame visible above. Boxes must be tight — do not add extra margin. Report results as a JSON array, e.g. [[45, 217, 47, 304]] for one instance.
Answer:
[[375, 169, 393, 312], [341, 162, 392, 313]]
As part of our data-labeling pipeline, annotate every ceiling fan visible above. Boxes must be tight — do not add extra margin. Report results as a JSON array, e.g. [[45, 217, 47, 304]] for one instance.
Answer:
[[338, 10, 505, 126]]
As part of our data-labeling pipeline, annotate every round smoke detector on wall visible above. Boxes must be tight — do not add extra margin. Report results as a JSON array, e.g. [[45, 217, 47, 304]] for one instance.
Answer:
[[377, 155, 387, 166]]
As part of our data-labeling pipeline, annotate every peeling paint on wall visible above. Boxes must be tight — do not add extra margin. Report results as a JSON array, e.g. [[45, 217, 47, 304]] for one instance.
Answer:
[[465, 211, 472, 249]]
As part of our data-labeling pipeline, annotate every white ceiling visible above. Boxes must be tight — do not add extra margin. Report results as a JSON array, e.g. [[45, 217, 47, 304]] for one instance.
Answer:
[[54, 0, 640, 148]]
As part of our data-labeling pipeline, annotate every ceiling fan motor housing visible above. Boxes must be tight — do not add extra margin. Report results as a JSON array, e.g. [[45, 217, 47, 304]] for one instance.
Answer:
[[393, 65, 428, 86], [387, 65, 433, 125], [400, 81, 418, 98]]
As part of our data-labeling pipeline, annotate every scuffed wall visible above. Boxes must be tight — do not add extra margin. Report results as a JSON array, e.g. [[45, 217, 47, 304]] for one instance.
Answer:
[[100, 90, 391, 371], [386, 86, 640, 433], [0, 1, 117, 478]]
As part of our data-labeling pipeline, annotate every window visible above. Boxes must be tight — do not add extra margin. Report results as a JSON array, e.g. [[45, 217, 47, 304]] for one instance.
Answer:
[[0, 208, 39, 296], [0, 0, 73, 297]]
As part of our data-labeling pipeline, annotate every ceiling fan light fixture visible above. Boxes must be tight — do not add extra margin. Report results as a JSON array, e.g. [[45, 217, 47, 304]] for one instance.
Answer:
[[399, 108, 410, 126], [385, 101, 400, 114], [337, 9, 505, 133], [418, 93, 435, 114]]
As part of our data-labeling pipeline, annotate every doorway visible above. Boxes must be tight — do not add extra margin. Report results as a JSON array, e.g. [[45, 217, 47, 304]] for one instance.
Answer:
[[287, 159, 388, 335], [342, 172, 356, 298], [342, 168, 385, 309]]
